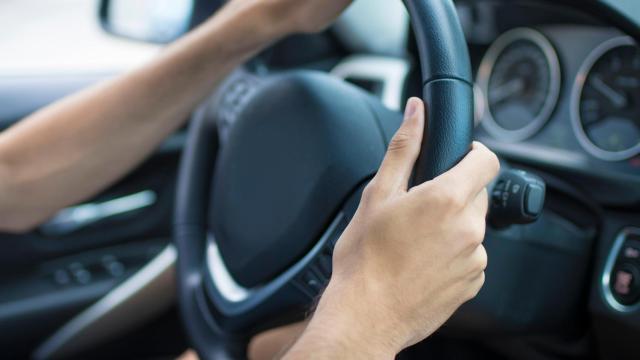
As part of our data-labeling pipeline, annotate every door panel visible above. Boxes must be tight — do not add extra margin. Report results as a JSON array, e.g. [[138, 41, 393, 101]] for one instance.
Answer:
[[0, 73, 183, 358]]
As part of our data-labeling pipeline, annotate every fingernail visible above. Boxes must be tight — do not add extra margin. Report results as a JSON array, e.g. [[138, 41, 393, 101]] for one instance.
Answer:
[[404, 98, 418, 120]]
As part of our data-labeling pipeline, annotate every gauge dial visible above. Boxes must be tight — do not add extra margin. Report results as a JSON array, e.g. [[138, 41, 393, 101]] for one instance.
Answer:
[[572, 37, 640, 161], [477, 28, 561, 141]]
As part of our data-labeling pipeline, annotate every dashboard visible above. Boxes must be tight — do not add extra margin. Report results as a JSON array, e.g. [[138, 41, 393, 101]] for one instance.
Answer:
[[326, 1, 640, 205], [474, 25, 640, 191], [322, 1, 640, 359]]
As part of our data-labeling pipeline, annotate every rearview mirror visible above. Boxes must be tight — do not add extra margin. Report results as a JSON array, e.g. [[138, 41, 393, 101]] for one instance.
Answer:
[[99, 0, 195, 43]]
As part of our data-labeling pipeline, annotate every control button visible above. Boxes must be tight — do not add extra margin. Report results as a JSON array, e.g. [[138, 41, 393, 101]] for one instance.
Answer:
[[317, 253, 332, 278], [493, 180, 511, 208], [614, 269, 633, 295], [491, 180, 505, 206], [68, 262, 92, 285], [303, 272, 323, 294], [102, 255, 125, 277], [488, 169, 546, 228], [611, 263, 640, 305], [623, 245, 640, 260], [53, 269, 71, 286], [106, 261, 125, 278], [73, 269, 92, 285], [524, 184, 545, 216]]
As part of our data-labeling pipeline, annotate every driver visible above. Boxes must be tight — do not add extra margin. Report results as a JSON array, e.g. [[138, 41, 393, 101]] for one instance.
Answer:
[[0, 0, 499, 358]]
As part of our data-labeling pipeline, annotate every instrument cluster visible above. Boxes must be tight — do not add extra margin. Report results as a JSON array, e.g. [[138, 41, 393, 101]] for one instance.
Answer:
[[474, 26, 640, 180], [572, 37, 640, 161]]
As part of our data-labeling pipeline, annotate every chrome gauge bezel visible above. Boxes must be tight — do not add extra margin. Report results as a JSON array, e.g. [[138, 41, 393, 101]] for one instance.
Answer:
[[477, 27, 562, 142], [570, 36, 640, 162]]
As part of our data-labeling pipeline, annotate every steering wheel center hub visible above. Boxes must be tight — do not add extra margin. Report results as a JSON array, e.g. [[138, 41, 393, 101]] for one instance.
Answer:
[[209, 72, 388, 288]]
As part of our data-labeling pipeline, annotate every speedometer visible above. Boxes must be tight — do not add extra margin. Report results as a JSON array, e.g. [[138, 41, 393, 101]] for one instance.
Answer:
[[477, 28, 561, 141], [572, 37, 640, 161]]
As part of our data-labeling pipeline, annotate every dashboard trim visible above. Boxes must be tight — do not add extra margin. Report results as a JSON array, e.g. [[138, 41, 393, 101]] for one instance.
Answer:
[[570, 36, 640, 162], [331, 55, 410, 111], [477, 27, 561, 142]]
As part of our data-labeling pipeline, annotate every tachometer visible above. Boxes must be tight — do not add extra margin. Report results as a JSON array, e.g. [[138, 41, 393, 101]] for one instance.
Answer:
[[477, 28, 561, 141], [572, 36, 640, 161]]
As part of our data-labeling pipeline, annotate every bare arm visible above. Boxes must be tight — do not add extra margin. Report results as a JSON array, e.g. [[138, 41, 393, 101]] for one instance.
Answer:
[[0, 0, 350, 232]]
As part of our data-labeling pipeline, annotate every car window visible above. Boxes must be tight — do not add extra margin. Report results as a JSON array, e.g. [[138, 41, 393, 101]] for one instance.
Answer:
[[0, 0, 159, 76], [601, 0, 640, 25]]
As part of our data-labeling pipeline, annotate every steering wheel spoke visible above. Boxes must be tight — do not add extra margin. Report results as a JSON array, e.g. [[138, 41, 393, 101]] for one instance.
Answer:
[[201, 211, 349, 331]]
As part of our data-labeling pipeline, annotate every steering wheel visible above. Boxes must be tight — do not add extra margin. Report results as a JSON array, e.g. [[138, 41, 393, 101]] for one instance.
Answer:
[[174, 0, 473, 358]]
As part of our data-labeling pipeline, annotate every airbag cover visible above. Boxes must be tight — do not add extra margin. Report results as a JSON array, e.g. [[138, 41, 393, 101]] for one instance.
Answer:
[[209, 71, 387, 288]]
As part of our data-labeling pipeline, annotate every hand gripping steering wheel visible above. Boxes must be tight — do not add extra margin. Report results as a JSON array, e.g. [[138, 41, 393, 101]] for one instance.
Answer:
[[174, 1, 473, 358]]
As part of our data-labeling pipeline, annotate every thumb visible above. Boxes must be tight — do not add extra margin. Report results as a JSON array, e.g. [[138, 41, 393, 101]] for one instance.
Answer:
[[373, 97, 426, 195]]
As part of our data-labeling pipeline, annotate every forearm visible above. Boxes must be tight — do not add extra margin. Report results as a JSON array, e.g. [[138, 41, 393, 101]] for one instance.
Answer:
[[0, 1, 286, 232]]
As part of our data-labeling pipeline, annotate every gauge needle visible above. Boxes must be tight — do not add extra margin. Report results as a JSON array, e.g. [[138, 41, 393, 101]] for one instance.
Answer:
[[590, 75, 628, 109], [490, 78, 525, 104]]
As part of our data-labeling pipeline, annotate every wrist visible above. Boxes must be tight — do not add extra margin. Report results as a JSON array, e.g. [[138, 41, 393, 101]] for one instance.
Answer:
[[290, 280, 406, 358], [221, 0, 299, 42], [192, 1, 289, 62], [242, 0, 302, 37], [239, 1, 294, 41]]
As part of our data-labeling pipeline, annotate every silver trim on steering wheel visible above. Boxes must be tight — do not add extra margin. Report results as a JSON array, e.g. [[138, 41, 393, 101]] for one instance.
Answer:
[[205, 213, 344, 307], [206, 240, 251, 303]]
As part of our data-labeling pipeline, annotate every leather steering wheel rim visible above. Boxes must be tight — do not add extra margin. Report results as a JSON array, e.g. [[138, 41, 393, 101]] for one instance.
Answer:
[[174, 1, 473, 359]]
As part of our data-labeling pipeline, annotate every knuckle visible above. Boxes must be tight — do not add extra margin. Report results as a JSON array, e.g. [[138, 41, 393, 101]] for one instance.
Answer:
[[472, 220, 487, 244], [472, 141, 489, 153], [462, 272, 485, 301], [475, 245, 488, 271], [362, 181, 380, 201], [387, 130, 415, 154], [431, 183, 465, 210], [475, 143, 500, 176], [487, 151, 501, 175], [461, 219, 486, 247], [468, 272, 486, 299]]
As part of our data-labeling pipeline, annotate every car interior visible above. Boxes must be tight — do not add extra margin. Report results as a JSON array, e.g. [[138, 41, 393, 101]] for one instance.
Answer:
[[0, 0, 639, 359]]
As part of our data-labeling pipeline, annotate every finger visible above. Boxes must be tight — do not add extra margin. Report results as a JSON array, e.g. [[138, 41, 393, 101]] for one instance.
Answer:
[[426, 142, 499, 202], [374, 97, 426, 195]]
